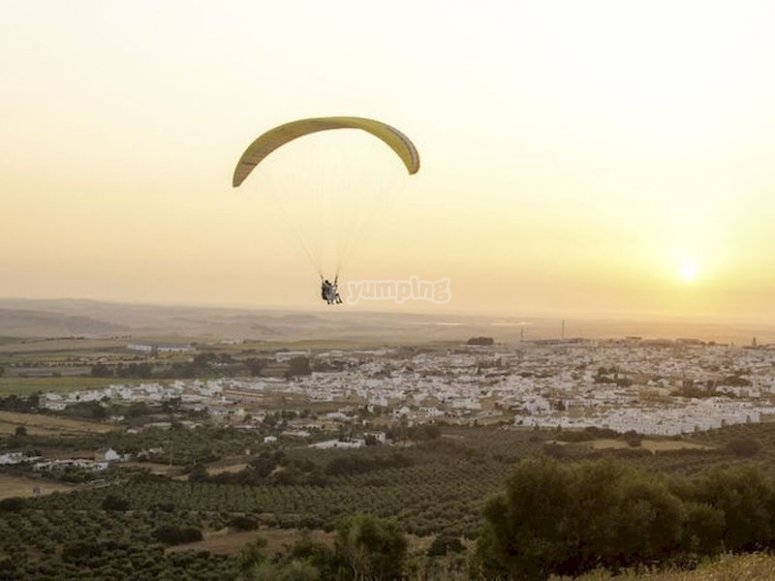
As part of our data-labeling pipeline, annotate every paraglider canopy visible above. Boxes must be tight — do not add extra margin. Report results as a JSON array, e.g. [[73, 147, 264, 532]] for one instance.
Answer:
[[232, 116, 420, 188], [231, 116, 420, 291]]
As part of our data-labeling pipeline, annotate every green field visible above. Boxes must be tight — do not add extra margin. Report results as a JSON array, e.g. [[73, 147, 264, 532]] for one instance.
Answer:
[[0, 474, 74, 500], [0, 410, 115, 435], [0, 337, 129, 355], [0, 376, 137, 396]]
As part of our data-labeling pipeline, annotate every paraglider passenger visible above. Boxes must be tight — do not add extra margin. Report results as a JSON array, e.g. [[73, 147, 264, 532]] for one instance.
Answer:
[[321, 279, 332, 303], [321, 278, 342, 305]]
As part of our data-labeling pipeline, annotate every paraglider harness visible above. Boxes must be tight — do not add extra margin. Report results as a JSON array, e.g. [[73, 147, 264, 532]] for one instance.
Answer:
[[321, 276, 343, 305]]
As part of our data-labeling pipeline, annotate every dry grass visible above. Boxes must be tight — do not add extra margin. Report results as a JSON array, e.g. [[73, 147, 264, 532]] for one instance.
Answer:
[[0, 410, 113, 435], [0, 376, 126, 396], [120, 462, 183, 477], [641, 440, 712, 452], [0, 473, 73, 500], [552, 553, 775, 580], [0, 337, 126, 354], [588, 439, 712, 452], [206, 463, 249, 476]]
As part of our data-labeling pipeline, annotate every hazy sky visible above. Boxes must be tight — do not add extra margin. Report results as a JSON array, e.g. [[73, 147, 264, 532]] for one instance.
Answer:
[[2, 1, 775, 321]]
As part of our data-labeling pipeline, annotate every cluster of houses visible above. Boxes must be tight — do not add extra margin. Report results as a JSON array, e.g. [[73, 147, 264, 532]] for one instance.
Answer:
[[34, 339, 775, 437]]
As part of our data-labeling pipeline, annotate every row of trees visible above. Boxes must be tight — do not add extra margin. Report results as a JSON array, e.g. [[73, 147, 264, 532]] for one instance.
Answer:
[[476, 457, 775, 579], [0, 392, 39, 413], [188, 450, 416, 488], [2, 500, 414, 580], [88, 352, 322, 381], [14, 454, 775, 578]]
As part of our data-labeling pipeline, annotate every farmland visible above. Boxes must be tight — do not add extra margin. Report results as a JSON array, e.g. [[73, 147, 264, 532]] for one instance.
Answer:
[[4, 408, 775, 579], [0, 410, 114, 435], [0, 474, 73, 500], [3, 336, 775, 578]]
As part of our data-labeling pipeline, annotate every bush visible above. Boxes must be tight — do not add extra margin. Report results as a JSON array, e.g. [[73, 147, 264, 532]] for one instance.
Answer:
[[428, 533, 466, 556], [335, 514, 407, 580], [623, 430, 642, 447], [101, 494, 130, 511], [0, 497, 27, 513], [229, 515, 259, 531], [726, 438, 761, 457], [285, 356, 311, 377], [467, 337, 494, 346], [152, 526, 203, 546]]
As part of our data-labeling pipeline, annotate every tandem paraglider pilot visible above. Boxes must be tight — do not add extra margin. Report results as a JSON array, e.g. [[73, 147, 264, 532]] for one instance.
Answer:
[[232, 116, 420, 309], [321, 278, 342, 305]]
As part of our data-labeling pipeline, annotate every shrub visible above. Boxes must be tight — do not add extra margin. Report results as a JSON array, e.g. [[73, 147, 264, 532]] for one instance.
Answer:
[[428, 533, 466, 556], [726, 438, 761, 458], [101, 494, 130, 511], [152, 526, 203, 546], [229, 515, 259, 531], [0, 497, 27, 513]]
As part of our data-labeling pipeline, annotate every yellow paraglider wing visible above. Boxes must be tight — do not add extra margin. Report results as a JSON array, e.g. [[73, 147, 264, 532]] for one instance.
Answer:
[[232, 116, 420, 187]]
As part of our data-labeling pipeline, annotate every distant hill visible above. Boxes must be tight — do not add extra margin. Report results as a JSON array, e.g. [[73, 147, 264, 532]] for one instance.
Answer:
[[0, 298, 773, 344], [0, 298, 500, 342], [0, 308, 129, 337]]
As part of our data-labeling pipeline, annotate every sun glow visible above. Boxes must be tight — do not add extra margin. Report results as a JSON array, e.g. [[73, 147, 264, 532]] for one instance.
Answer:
[[679, 261, 698, 283]]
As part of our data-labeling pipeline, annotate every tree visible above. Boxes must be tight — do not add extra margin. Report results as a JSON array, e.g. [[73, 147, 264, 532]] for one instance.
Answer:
[[101, 494, 130, 511], [564, 460, 684, 571], [726, 437, 761, 458], [14, 425, 27, 437], [479, 457, 573, 579], [427, 533, 465, 557], [229, 516, 259, 531], [0, 366, 5, 377], [63, 400, 107, 420], [187, 463, 209, 483], [286, 356, 311, 378], [249, 450, 283, 479], [116, 362, 153, 379], [334, 514, 407, 580], [162, 397, 182, 415], [236, 536, 269, 576], [692, 466, 775, 551], [152, 525, 203, 546], [126, 401, 151, 418], [0, 497, 26, 513], [245, 357, 269, 377], [193, 352, 218, 368], [477, 458, 685, 579], [255, 530, 335, 580], [681, 501, 725, 555], [623, 430, 642, 447], [467, 336, 494, 346], [90, 363, 113, 377]]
